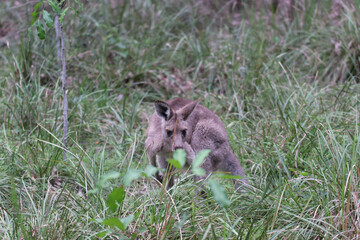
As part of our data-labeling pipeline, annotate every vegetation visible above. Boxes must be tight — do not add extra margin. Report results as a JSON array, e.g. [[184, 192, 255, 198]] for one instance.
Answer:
[[0, 0, 359, 239]]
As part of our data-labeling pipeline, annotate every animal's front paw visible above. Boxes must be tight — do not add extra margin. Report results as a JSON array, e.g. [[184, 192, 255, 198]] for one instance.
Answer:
[[183, 142, 195, 163]]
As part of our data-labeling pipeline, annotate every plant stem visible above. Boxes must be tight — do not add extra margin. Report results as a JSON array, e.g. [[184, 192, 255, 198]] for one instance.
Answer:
[[55, 14, 68, 161]]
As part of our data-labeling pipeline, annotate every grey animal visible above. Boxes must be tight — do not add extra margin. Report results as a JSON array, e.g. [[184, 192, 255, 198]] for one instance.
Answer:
[[145, 98, 248, 192]]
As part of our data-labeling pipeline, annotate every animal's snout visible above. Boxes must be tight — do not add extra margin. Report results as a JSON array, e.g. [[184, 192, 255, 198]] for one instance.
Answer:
[[171, 144, 184, 152], [172, 134, 184, 151]]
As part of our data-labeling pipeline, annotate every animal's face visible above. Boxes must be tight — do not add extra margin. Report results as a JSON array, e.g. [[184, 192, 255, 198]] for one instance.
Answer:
[[161, 114, 190, 151], [155, 100, 198, 152]]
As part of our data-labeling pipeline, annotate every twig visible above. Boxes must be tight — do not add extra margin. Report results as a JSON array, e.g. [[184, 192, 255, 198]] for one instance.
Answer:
[[55, 14, 68, 161]]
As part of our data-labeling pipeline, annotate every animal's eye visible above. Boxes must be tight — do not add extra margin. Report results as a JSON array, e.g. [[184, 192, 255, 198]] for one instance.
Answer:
[[166, 130, 173, 137], [181, 130, 187, 138]]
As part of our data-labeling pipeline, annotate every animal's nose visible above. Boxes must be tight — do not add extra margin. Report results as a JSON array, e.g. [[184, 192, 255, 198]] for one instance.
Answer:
[[172, 145, 183, 152]]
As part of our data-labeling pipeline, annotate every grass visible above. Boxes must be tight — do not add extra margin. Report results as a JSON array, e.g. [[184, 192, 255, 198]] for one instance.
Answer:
[[0, 0, 360, 239]]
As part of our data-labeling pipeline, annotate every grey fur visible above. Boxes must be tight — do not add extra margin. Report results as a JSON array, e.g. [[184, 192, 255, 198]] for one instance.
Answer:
[[145, 98, 248, 192]]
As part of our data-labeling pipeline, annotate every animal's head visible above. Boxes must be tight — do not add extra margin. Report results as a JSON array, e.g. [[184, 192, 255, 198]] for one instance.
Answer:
[[154, 99, 199, 152]]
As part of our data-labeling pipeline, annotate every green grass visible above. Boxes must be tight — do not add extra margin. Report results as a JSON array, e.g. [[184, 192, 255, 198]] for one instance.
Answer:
[[1, 0, 360, 239]]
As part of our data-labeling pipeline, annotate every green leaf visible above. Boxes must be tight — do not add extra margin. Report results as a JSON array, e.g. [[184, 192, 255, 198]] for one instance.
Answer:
[[106, 187, 125, 212], [101, 215, 134, 231], [97, 171, 121, 188], [96, 230, 109, 238], [31, 2, 42, 26], [123, 169, 142, 187], [89, 171, 121, 194], [59, 7, 69, 23], [43, 10, 54, 28], [102, 217, 124, 230], [174, 149, 186, 161], [143, 165, 158, 178], [168, 159, 181, 169], [209, 179, 230, 207], [192, 149, 210, 168], [36, 20, 45, 40], [191, 149, 210, 176], [48, 0, 60, 14], [169, 149, 186, 169], [192, 167, 205, 176]]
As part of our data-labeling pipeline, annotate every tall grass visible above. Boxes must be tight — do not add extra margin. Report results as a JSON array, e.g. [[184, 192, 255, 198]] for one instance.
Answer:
[[0, 0, 359, 239]]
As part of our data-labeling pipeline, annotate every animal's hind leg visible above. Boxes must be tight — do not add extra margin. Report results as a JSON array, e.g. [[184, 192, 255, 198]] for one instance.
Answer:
[[221, 152, 249, 192]]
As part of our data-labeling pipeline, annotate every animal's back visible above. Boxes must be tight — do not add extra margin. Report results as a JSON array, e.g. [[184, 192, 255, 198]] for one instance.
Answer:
[[166, 98, 226, 130]]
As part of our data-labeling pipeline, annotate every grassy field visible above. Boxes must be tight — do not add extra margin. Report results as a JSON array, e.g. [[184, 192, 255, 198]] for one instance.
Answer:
[[1, 0, 360, 239]]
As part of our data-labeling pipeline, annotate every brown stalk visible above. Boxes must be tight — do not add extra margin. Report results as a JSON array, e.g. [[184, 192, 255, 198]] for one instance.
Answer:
[[162, 116, 178, 190], [159, 117, 178, 239]]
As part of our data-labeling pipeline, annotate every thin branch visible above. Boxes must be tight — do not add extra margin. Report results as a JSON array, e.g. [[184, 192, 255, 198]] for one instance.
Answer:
[[55, 14, 68, 161]]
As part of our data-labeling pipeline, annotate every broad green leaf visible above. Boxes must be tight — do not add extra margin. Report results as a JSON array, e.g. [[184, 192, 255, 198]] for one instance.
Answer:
[[123, 169, 142, 187], [209, 179, 230, 207], [96, 230, 109, 238], [192, 167, 205, 176], [106, 187, 125, 212], [192, 149, 210, 168], [59, 7, 69, 23], [31, 2, 42, 26], [191, 149, 210, 176], [168, 159, 181, 169], [43, 10, 54, 28], [173, 149, 186, 168], [143, 165, 158, 178], [101, 215, 134, 231], [102, 217, 124, 230], [36, 20, 45, 40]]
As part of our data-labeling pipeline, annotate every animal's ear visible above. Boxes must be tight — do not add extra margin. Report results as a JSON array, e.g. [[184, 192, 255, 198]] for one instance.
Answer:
[[178, 99, 199, 120], [155, 101, 174, 120]]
